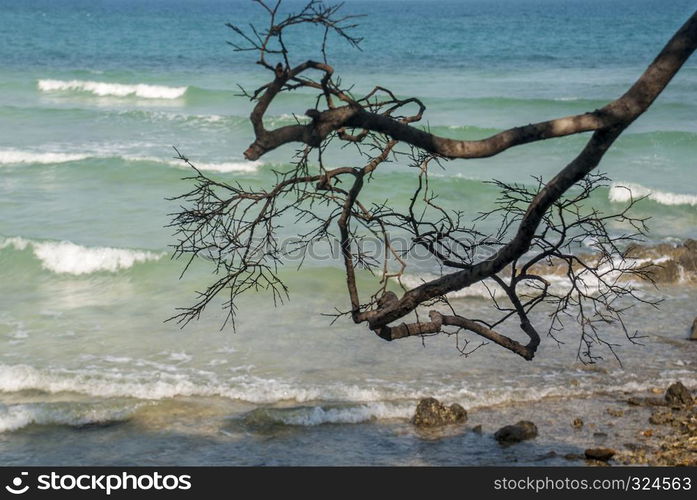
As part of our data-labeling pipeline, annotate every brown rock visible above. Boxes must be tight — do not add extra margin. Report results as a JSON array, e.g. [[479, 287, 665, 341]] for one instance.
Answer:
[[649, 409, 674, 425], [624, 442, 648, 452], [607, 408, 624, 417], [646, 397, 668, 407], [572, 418, 584, 429], [646, 260, 681, 283], [495, 420, 538, 443], [665, 381, 693, 407], [411, 397, 467, 427], [585, 447, 616, 461], [690, 317, 697, 341], [627, 396, 665, 407]]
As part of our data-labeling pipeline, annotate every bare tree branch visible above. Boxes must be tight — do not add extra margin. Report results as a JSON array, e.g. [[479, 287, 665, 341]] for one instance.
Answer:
[[170, 1, 696, 362]]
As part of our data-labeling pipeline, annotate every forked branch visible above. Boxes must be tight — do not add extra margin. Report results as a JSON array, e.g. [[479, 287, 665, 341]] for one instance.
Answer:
[[170, 1, 696, 362]]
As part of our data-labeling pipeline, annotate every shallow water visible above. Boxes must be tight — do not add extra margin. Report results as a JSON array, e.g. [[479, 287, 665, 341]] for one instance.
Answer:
[[0, 0, 696, 465]]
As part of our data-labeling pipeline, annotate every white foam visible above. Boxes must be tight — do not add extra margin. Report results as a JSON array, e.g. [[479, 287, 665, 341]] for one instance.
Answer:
[[192, 161, 261, 173], [398, 259, 654, 301], [38, 79, 187, 99], [609, 182, 697, 207], [0, 149, 89, 165], [0, 364, 386, 403], [0, 237, 164, 275], [0, 364, 694, 421], [127, 156, 262, 173], [0, 148, 261, 173]]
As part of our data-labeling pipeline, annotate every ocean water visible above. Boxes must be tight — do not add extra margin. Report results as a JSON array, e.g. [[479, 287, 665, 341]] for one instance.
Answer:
[[0, 0, 696, 465]]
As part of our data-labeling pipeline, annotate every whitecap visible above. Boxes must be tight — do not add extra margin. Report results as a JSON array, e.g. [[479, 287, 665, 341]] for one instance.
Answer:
[[0, 402, 134, 433], [609, 182, 697, 207], [125, 155, 262, 173], [38, 79, 187, 99], [0, 149, 89, 165], [0, 237, 164, 275]]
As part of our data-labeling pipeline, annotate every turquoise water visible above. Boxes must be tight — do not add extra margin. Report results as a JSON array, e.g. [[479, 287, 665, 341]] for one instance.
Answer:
[[0, 0, 696, 465]]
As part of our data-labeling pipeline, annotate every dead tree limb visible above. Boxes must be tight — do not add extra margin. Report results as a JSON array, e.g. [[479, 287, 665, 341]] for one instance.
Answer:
[[170, 1, 695, 362]]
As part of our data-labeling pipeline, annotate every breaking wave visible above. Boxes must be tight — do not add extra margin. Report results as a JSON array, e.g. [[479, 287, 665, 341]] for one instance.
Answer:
[[38, 79, 187, 99], [0, 364, 694, 427], [0, 149, 90, 165], [0, 402, 134, 433], [0, 237, 165, 275], [609, 182, 697, 207], [242, 403, 412, 427], [0, 148, 262, 173], [125, 155, 262, 173]]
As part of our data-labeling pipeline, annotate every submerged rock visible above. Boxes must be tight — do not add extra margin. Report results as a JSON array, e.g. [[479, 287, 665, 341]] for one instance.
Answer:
[[585, 447, 616, 461], [494, 420, 538, 443], [534, 451, 557, 461], [411, 397, 467, 427], [665, 381, 694, 407], [690, 317, 697, 341]]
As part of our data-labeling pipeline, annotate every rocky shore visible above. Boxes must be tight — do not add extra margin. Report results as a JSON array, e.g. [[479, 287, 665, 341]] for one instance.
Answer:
[[525, 239, 697, 285], [616, 382, 696, 466], [411, 381, 696, 466]]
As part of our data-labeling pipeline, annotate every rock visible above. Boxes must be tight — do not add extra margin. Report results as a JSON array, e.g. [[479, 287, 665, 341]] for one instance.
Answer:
[[564, 453, 585, 461], [649, 409, 674, 425], [585, 447, 616, 461], [572, 418, 584, 429], [625, 240, 697, 284], [623, 442, 648, 452], [472, 424, 483, 434], [690, 317, 697, 341], [646, 397, 667, 407], [494, 420, 538, 443], [534, 451, 557, 461], [411, 397, 467, 427], [593, 432, 608, 439], [607, 408, 624, 417], [665, 381, 693, 407], [627, 396, 667, 407], [646, 260, 681, 282], [627, 396, 665, 407]]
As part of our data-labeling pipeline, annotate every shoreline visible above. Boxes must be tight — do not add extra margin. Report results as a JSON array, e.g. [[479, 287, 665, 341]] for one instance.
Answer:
[[416, 382, 697, 466]]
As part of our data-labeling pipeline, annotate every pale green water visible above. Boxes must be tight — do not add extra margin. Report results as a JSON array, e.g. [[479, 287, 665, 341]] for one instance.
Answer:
[[0, 0, 696, 465]]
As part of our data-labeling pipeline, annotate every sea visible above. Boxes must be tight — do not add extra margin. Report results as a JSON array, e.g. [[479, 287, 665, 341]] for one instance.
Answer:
[[0, 0, 696, 465]]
